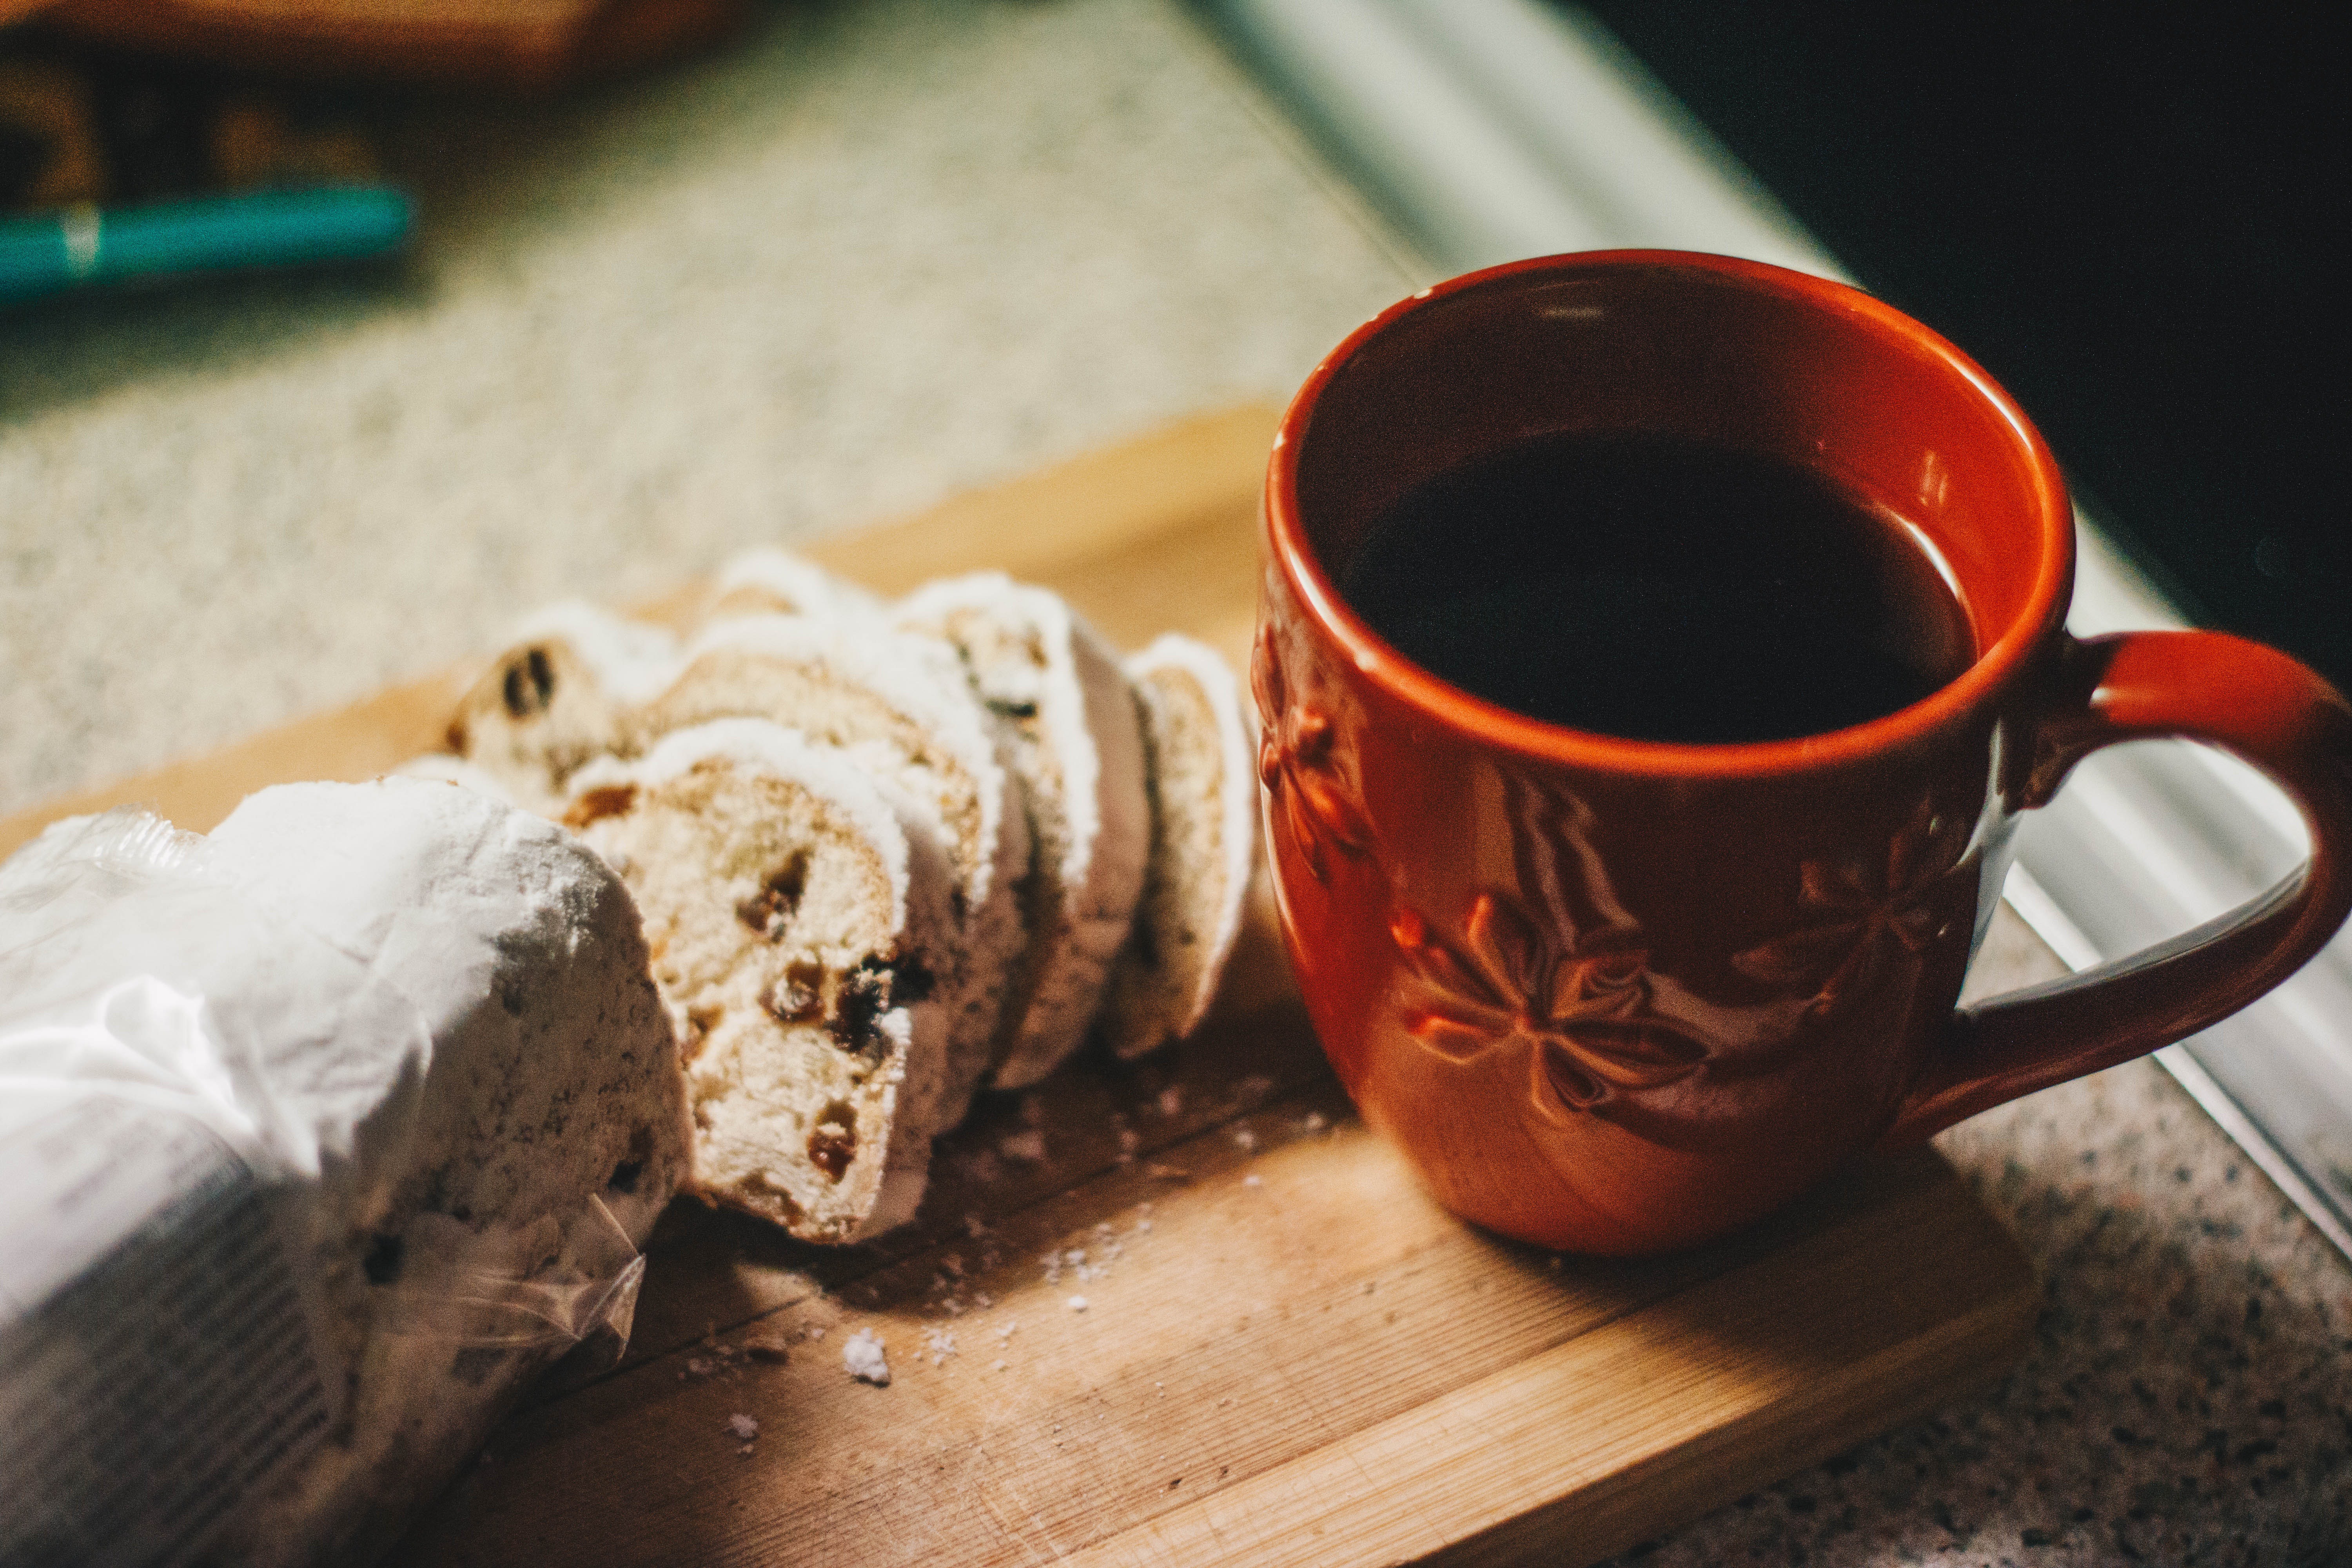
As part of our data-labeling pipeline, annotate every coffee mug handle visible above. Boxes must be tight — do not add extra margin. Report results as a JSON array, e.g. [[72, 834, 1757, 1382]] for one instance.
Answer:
[[1883, 629, 2352, 1146]]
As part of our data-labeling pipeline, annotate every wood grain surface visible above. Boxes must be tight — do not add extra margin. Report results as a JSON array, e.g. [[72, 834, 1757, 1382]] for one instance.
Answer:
[[0, 404, 2037, 1566]]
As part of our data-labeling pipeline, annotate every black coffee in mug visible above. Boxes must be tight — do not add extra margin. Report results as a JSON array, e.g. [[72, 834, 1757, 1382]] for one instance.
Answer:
[[1338, 431, 1976, 744]]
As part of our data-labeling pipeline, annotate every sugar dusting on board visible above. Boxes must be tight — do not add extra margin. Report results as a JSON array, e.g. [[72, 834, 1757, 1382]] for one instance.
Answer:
[[843, 1329, 891, 1386]]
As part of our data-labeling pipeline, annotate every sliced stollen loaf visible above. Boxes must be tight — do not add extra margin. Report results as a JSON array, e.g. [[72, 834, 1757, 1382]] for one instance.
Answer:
[[0, 780, 688, 1568], [896, 573, 1149, 1089], [623, 613, 1029, 1124], [701, 545, 887, 624], [564, 719, 959, 1243], [1100, 633, 1258, 1058], [446, 601, 679, 813]]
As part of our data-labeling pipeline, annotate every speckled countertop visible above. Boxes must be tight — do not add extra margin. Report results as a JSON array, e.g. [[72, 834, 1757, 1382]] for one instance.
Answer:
[[2, 1, 2344, 1561]]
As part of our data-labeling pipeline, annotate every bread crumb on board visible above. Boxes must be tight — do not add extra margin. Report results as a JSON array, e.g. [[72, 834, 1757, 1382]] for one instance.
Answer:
[[844, 1329, 891, 1386], [679, 1330, 795, 1382]]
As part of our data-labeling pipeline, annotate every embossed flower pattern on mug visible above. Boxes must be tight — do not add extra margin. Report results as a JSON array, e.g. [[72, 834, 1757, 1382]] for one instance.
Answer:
[[1391, 891, 1708, 1119], [1251, 627, 1372, 882], [1731, 799, 1972, 1017]]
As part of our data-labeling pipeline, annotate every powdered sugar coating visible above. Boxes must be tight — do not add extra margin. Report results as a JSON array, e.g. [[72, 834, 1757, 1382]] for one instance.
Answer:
[[666, 614, 1019, 929], [896, 573, 1148, 1088], [190, 780, 684, 1568], [503, 600, 681, 707], [1103, 633, 1256, 1054], [708, 547, 888, 623], [390, 753, 521, 803], [571, 717, 919, 936], [208, 779, 686, 1232]]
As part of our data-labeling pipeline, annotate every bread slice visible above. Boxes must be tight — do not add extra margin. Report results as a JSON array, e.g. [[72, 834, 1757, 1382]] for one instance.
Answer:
[[564, 719, 958, 1243], [622, 613, 1028, 1124], [0, 780, 687, 1568], [895, 573, 1148, 1089], [701, 545, 887, 624], [1100, 633, 1257, 1058], [446, 601, 678, 812]]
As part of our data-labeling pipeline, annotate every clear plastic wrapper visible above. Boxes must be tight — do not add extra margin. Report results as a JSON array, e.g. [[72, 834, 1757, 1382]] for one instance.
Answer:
[[0, 807, 651, 1568]]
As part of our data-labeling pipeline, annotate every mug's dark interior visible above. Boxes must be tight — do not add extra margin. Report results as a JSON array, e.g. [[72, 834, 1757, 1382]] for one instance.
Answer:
[[1292, 257, 2060, 695]]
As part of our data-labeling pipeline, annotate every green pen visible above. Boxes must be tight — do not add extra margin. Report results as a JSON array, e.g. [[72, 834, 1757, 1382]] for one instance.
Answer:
[[0, 185, 412, 304]]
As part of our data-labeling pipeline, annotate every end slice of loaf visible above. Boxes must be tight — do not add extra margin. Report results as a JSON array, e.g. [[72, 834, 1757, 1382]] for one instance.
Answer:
[[896, 573, 1148, 1089], [625, 613, 1029, 1124], [447, 601, 679, 812], [198, 780, 686, 1568], [1100, 634, 1258, 1058], [564, 719, 958, 1243]]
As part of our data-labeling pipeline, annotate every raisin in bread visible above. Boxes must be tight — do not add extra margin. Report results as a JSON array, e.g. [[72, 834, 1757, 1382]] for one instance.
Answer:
[[622, 613, 1028, 1124], [895, 573, 1148, 1089], [564, 719, 958, 1243], [446, 601, 679, 812], [1100, 634, 1257, 1058]]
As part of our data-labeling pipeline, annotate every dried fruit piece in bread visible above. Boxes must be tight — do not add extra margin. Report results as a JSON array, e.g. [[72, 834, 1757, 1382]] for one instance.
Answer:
[[624, 613, 1028, 1125], [896, 573, 1148, 1089], [446, 601, 678, 812], [1100, 633, 1257, 1058], [564, 719, 958, 1243]]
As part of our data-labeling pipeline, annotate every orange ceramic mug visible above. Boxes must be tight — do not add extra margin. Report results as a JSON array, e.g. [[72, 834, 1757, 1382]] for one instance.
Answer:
[[1255, 251, 2352, 1254]]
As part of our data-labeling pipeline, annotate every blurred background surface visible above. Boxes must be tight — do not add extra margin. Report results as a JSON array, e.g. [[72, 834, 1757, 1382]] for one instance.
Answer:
[[0, 0, 1413, 817], [1572, 5, 2346, 702]]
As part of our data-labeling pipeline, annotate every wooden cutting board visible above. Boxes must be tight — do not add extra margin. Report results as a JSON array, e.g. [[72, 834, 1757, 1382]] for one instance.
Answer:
[[0, 405, 2037, 1568]]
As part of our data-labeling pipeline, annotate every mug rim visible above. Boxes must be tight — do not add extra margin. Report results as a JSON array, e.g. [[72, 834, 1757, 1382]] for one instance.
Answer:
[[1264, 249, 2077, 779]]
